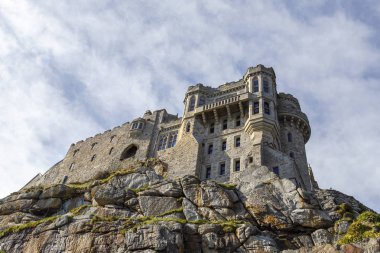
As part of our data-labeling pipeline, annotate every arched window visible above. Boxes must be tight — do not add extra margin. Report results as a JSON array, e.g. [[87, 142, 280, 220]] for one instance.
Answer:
[[188, 96, 196, 112], [198, 96, 205, 106], [120, 145, 138, 160], [253, 78, 259, 92], [287, 132, 293, 142], [186, 122, 191, 132], [290, 152, 294, 159], [263, 78, 269, 93]]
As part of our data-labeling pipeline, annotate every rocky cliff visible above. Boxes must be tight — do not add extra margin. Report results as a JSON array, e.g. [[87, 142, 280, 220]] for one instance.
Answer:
[[0, 159, 379, 252]]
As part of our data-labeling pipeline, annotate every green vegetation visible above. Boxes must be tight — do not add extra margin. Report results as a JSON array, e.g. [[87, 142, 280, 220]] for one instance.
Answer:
[[68, 204, 90, 216], [67, 181, 93, 190], [156, 208, 184, 217], [128, 185, 150, 194], [0, 216, 58, 238], [216, 182, 237, 190], [338, 211, 380, 244]]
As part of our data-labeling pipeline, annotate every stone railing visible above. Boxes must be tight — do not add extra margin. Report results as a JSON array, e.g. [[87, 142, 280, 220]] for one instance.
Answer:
[[202, 95, 241, 110]]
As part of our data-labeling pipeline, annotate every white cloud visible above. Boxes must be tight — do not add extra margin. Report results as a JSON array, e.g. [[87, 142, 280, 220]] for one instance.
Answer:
[[0, 0, 379, 211]]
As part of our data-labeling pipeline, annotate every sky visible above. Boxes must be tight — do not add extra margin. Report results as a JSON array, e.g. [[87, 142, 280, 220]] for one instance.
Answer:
[[0, 0, 379, 212]]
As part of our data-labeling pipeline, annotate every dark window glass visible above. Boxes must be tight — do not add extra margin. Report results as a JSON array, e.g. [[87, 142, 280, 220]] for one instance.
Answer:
[[222, 140, 227, 151], [273, 166, 280, 176], [235, 137, 241, 147], [198, 96, 205, 106], [167, 133, 177, 148], [263, 79, 269, 93], [132, 122, 138, 129], [208, 144, 213, 154], [235, 160, 240, 171], [264, 102, 270, 115], [188, 96, 196, 111], [206, 167, 211, 179], [186, 123, 191, 132], [288, 132, 293, 142], [249, 157, 253, 163], [210, 123, 215, 134], [223, 119, 228, 130], [158, 136, 167, 151], [254, 102, 259, 114], [138, 122, 143, 129], [290, 152, 294, 158], [253, 79, 259, 92], [236, 116, 241, 127], [220, 163, 226, 175]]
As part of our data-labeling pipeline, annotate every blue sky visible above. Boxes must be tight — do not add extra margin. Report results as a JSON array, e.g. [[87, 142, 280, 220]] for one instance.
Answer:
[[0, 0, 379, 212]]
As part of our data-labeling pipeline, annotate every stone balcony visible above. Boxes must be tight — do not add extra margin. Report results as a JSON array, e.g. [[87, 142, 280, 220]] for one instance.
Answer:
[[194, 92, 250, 114]]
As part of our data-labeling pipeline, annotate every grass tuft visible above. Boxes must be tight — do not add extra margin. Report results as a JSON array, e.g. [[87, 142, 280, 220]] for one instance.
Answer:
[[0, 216, 58, 238]]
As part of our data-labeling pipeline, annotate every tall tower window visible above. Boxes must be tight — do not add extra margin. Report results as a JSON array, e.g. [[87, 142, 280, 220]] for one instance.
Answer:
[[158, 136, 167, 151], [206, 166, 211, 179], [235, 159, 241, 171], [253, 78, 259, 92], [288, 132, 293, 142], [253, 102, 259, 114], [264, 102, 270, 115], [222, 140, 227, 151], [235, 136, 241, 147], [235, 116, 241, 127], [210, 123, 215, 134], [186, 123, 191, 132], [188, 96, 196, 112], [220, 163, 226, 175], [263, 79, 269, 93], [208, 144, 213, 154], [222, 119, 228, 130]]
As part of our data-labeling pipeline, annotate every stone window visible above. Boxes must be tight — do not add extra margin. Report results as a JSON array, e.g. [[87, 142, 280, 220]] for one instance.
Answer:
[[158, 136, 168, 151], [109, 147, 114, 155], [131, 120, 144, 130], [186, 122, 191, 132], [69, 163, 75, 170], [264, 102, 270, 115], [188, 96, 196, 112], [235, 116, 241, 127], [219, 162, 226, 175], [208, 144, 213, 154], [263, 78, 269, 93], [253, 78, 259, 92], [287, 132, 293, 142], [132, 122, 139, 129], [110, 135, 116, 143], [167, 133, 177, 148], [234, 159, 241, 171], [222, 140, 227, 151], [120, 145, 138, 160], [249, 157, 253, 163], [91, 142, 97, 150], [206, 166, 211, 179], [235, 136, 241, 147], [222, 119, 228, 130], [198, 96, 206, 106], [273, 166, 280, 176], [91, 154, 96, 162], [210, 123, 215, 134], [73, 149, 79, 157], [253, 102, 259, 114], [290, 152, 294, 159], [138, 122, 143, 129]]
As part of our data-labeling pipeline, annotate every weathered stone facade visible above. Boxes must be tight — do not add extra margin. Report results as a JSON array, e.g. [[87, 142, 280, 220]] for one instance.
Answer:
[[23, 64, 315, 191]]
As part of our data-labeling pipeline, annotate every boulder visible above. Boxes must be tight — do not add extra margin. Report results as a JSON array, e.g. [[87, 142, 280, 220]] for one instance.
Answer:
[[30, 198, 62, 215], [182, 198, 202, 221], [94, 184, 125, 206], [138, 196, 182, 217], [125, 225, 184, 252], [290, 209, 332, 228], [0, 199, 35, 215], [243, 235, 279, 253], [311, 229, 333, 246], [39, 185, 75, 199]]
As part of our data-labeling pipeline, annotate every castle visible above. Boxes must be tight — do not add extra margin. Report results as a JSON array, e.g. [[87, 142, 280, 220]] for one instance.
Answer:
[[23, 64, 317, 191]]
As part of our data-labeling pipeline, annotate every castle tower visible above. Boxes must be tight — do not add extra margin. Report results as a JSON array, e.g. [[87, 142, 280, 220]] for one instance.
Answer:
[[243, 65, 281, 152], [277, 93, 312, 189]]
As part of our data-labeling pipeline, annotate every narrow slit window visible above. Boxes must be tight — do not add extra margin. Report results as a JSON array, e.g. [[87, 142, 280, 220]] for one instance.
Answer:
[[222, 119, 228, 130], [220, 163, 226, 175], [253, 78, 259, 92], [186, 123, 191, 132], [235, 159, 241, 171], [288, 132, 293, 142], [188, 96, 196, 112], [109, 147, 114, 155], [263, 79, 269, 93], [208, 144, 213, 154], [91, 154, 96, 162], [273, 166, 280, 176], [235, 137, 241, 147], [222, 140, 227, 151], [210, 123, 215, 134], [264, 102, 270, 115], [206, 166, 211, 179], [253, 102, 259, 114], [236, 116, 241, 127]]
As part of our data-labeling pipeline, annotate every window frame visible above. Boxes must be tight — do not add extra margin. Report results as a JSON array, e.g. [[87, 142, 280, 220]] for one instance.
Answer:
[[219, 162, 226, 175], [235, 136, 241, 147], [253, 102, 259, 114]]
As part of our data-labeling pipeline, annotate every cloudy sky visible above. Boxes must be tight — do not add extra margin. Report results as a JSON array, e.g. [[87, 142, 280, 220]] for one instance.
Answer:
[[0, 1, 379, 211]]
